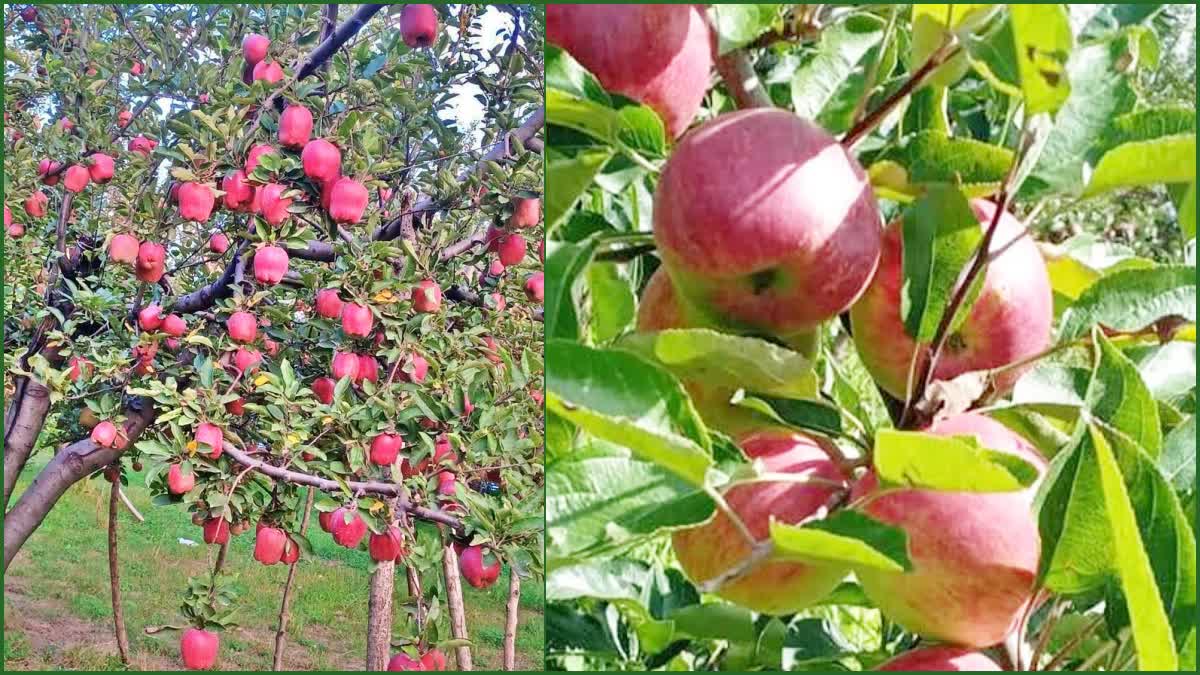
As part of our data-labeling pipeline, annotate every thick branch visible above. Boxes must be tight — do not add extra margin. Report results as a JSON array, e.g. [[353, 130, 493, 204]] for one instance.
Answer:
[[4, 400, 156, 571], [297, 4, 386, 81], [715, 51, 772, 109], [221, 444, 462, 528]]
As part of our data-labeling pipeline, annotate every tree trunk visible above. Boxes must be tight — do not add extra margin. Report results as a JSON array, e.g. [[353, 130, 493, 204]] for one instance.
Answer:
[[366, 559, 396, 670], [442, 542, 473, 670], [3, 402, 156, 571], [273, 487, 315, 670], [3, 377, 53, 512], [503, 570, 521, 670], [108, 480, 130, 665]]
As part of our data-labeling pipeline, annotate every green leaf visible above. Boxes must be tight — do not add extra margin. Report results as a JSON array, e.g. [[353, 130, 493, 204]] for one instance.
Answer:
[[709, 4, 779, 55], [1058, 265, 1196, 341], [547, 88, 618, 145], [1180, 181, 1196, 242], [899, 185, 984, 341], [770, 511, 908, 572], [736, 396, 842, 439], [545, 148, 614, 234], [618, 329, 817, 400], [874, 429, 1040, 492], [790, 15, 884, 120], [545, 341, 713, 486], [911, 4, 996, 89], [871, 131, 1014, 202], [1087, 332, 1163, 458], [543, 237, 598, 342], [545, 44, 611, 105], [1095, 106, 1196, 157], [1160, 416, 1196, 495], [669, 603, 757, 643], [1009, 4, 1073, 114], [1087, 424, 1178, 670], [1044, 253, 1101, 317], [1084, 133, 1196, 197], [615, 105, 666, 159], [587, 262, 636, 345]]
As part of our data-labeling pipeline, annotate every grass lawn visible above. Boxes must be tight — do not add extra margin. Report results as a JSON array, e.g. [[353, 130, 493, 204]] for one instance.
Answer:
[[3, 460, 544, 671]]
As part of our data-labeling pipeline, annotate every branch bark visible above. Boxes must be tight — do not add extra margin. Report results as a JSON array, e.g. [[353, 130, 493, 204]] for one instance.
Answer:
[[715, 51, 772, 109], [442, 541, 473, 671], [503, 570, 520, 670], [108, 479, 131, 665], [365, 558, 396, 670]]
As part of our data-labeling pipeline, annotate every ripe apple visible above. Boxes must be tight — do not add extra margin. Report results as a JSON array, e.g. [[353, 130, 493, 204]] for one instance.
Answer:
[[369, 526, 405, 562], [226, 311, 257, 343], [301, 139, 341, 181], [459, 545, 501, 589], [118, 109, 133, 127], [280, 534, 300, 564], [88, 152, 115, 183], [332, 351, 359, 381], [7, 222, 25, 238], [109, 234, 140, 263], [370, 433, 404, 465], [851, 412, 1045, 648], [209, 233, 229, 253], [481, 335, 502, 364], [254, 526, 287, 565], [162, 314, 187, 337], [178, 182, 215, 222], [314, 289, 343, 319], [253, 245, 289, 284], [128, 134, 157, 156], [180, 627, 219, 670], [20, 6, 37, 21], [875, 646, 1002, 671], [509, 197, 540, 228], [252, 59, 283, 83], [547, 5, 712, 138], [242, 33, 269, 64], [130, 60, 143, 76], [341, 302, 373, 337], [400, 4, 438, 48], [221, 170, 253, 210], [654, 109, 881, 340], [167, 464, 195, 495], [672, 429, 849, 614], [24, 190, 48, 217], [387, 653, 423, 671], [393, 352, 428, 384], [420, 650, 447, 671], [202, 517, 230, 545], [356, 354, 380, 384], [63, 165, 89, 193], [195, 422, 224, 459], [91, 420, 118, 447], [225, 398, 245, 416], [278, 105, 313, 148], [849, 200, 1053, 399], [234, 347, 262, 374], [312, 377, 336, 404], [68, 356, 90, 382], [136, 241, 167, 283], [412, 279, 441, 313], [523, 272, 543, 304], [138, 304, 164, 331], [493, 232, 525, 267], [257, 183, 291, 225], [329, 178, 368, 224], [244, 143, 276, 174], [330, 507, 367, 548]]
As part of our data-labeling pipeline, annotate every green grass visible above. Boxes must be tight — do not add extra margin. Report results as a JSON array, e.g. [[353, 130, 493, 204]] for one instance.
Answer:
[[3, 462, 544, 671]]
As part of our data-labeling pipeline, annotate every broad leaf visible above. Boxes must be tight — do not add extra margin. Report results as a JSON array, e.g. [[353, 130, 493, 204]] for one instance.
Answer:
[[1059, 265, 1196, 341], [874, 429, 1040, 492], [770, 511, 909, 572]]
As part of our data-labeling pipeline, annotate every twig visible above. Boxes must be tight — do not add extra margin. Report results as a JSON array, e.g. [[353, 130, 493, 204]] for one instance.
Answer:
[[714, 50, 772, 109], [116, 486, 144, 522], [1039, 614, 1104, 671]]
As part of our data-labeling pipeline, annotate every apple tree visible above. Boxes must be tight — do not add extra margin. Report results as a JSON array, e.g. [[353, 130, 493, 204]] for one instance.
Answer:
[[545, 4, 1194, 671], [3, 3, 544, 671]]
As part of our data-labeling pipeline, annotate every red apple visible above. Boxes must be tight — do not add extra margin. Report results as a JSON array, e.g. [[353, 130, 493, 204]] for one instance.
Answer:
[[523, 272, 543, 304], [167, 464, 195, 495], [24, 191, 48, 217], [252, 59, 283, 83], [7, 222, 24, 238], [459, 545, 501, 589], [278, 105, 313, 148], [68, 355, 91, 382], [162, 314, 187, 337], [195, 422, 224, 459], [202, 517, 230, 544], [341, 302, 373, 337], [851, 412, 1045, 648], [420, 650, 447, 671], [301, 139, 341, 181], [225, 397, 245, 416], [253, 245, 289, 284], [412, 279, 441, 313], [244, 143, 276, 175], [110, 233, 139, 263], [128, 134, 157, 156], [547, 5, 712, 138], [370, 433, 404, 465], [369, 525, 405, 562], [234, 347, 262, 374], [257, 182, 291, 225], [178, 182, 215, 222], [180, 627, 219, 670], [130, 60, 143, 76], [314, 289, 343, 319], [136, 241, 166, 283], [118, 110, 133, 127], [242, 33, 269, 64], [254, 526, 287, 565], [280, 534, 300, 564], [493, 232, 525, 267], [63, 165, 89, 193], [226, 311, 257, 343], [331, 351, 359, 381], [221, 170, 253, 210], [400, 4, 438, 48], [849, 200, 1052, 399], [91, 420, 118, 447], [387, 653, 423, 671], [394, 352, 428, 384], [654, 109, 881, 340], [876, 646, 1002, 671], [356, 354, 380, 384], [88, 153, 115, 183], [209, 233, 229, 253], [330, 507, 367, 548], [312, 377, 336, 404], [328, 177, 368, 224], [138, 304, 164, 331], [481, 335, 502, 364], [673, 429, 849, 614], [509, 197, 540, 228]]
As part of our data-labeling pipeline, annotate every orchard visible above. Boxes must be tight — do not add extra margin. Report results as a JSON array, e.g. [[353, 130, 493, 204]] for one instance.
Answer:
[[545, 4, 1195, 672], [4, 4, 544, 671]]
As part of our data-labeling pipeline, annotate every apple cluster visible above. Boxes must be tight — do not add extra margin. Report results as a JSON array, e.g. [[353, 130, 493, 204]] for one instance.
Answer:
[[550, 5, 1057, 669]]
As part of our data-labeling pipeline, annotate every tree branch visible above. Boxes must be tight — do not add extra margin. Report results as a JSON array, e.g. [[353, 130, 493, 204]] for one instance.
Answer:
[[715, 51, 772, 109]]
